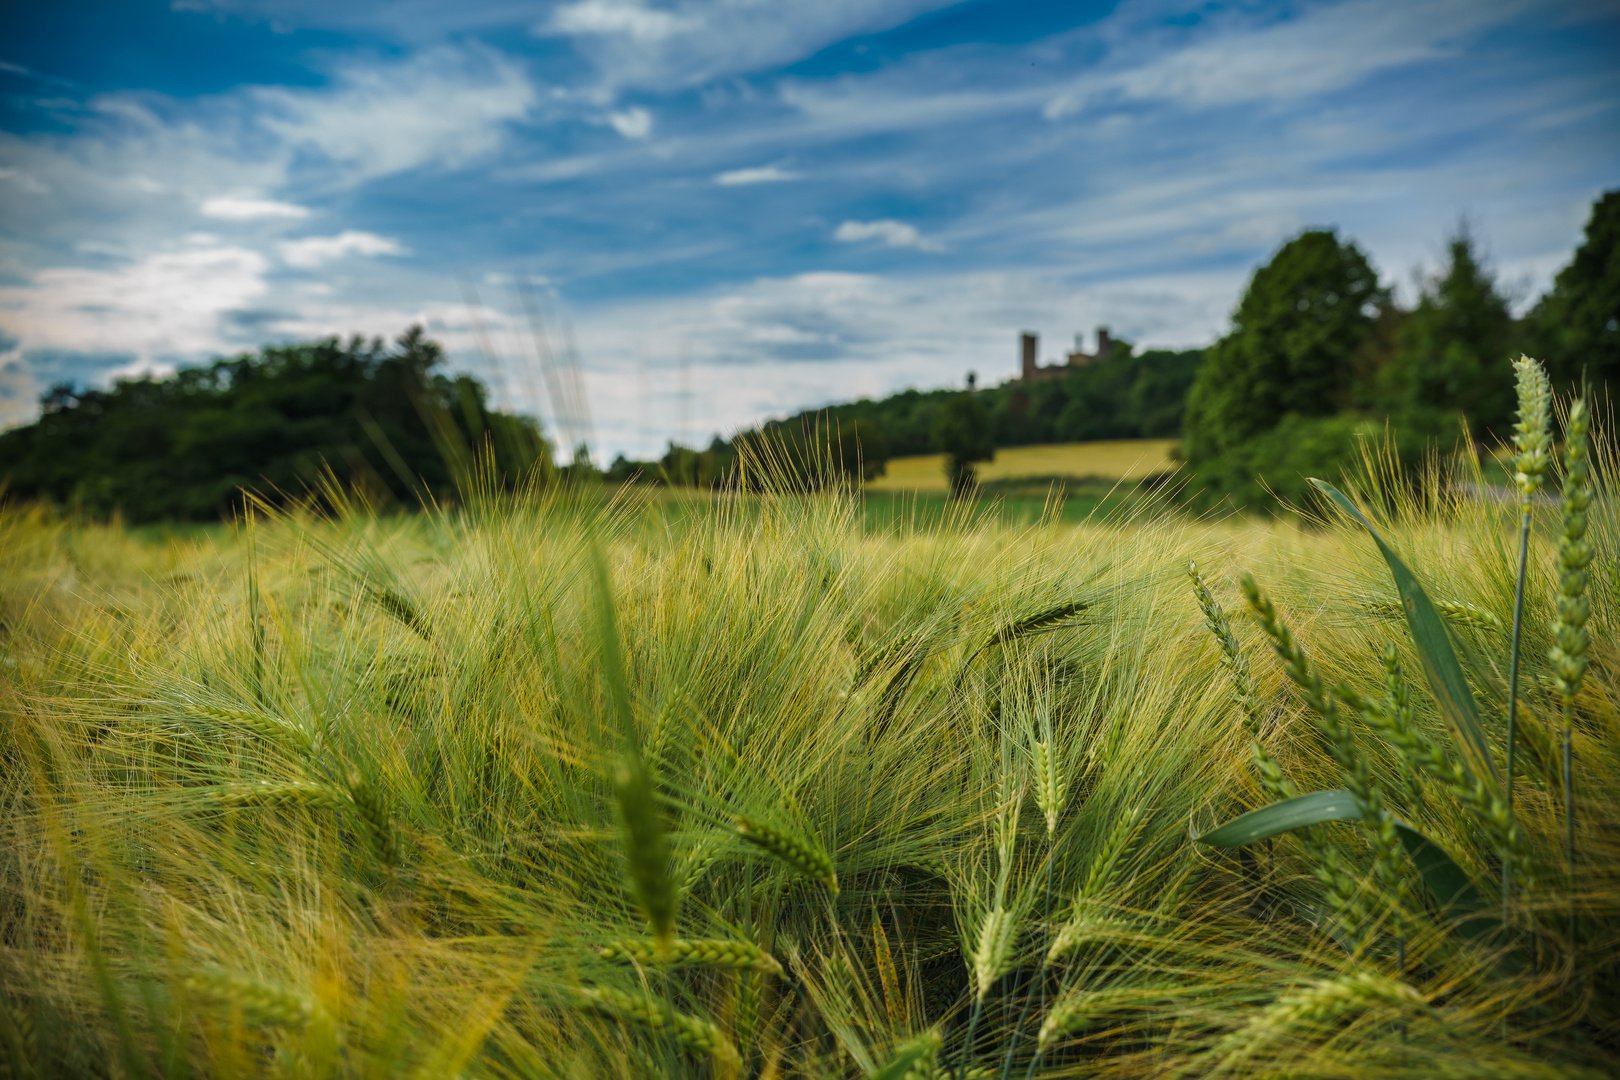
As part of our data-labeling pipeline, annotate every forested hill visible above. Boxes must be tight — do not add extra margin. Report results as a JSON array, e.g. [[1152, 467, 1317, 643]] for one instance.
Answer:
[[627, 344, 1203, 486], [0, 327, 547, 523], [799, 346, 1202, 459]]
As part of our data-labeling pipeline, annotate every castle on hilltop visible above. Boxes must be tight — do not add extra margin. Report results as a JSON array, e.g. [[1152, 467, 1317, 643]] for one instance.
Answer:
[[1016, 328, 1113, 383]]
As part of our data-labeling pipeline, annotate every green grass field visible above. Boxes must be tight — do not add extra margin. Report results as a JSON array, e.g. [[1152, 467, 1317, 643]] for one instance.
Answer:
[[864, 439, 1180, 493], [1, 428, 1617, 1077]]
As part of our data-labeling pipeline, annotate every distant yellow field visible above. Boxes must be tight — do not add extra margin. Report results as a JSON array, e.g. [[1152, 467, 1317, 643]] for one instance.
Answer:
[[865, 439, 1179, 492]]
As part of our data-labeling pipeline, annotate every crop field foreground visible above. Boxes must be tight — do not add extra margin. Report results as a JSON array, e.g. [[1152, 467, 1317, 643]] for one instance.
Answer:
[[1, 450, 1618, 1077]]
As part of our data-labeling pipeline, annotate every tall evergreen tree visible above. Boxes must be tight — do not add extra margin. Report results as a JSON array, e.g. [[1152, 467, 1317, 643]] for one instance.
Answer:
[[1183, 230, 1384, 463], [1525, 190, 1620, 392], [1379, 228, 1517, 435]]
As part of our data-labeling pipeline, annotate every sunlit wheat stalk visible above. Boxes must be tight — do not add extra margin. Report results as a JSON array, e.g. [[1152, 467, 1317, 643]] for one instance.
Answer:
[[1549, 396, 1592, 949], [1506, 355, 1552, 924]]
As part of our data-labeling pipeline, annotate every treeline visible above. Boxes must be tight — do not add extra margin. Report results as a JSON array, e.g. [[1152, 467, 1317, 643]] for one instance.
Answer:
[[0, 328, 549, 522], [1183, 190, 1617, 508], [625, 190, 1618, 509], [608, 342, 1203, 487]]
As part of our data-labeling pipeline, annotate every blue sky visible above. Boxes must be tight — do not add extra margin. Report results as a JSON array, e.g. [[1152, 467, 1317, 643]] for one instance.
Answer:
[[1, 0, 1616, 460]]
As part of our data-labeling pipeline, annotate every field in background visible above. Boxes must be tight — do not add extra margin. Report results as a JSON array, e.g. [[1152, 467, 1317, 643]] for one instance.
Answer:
[[865, 438, 1179, 492]]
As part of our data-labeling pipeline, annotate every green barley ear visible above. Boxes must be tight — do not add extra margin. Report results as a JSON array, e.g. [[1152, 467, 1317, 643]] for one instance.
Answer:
[[736, 816, 838, 893], [970, 905, 1016, 1001], [1048, 807, 1143, 965], [1032, 740, 1068, 837], [599, 937, 784, 975], [574, 986, 741, 1070], [210, 779, 353, 812], [1214, 972, 1426, 1074], [1550, 397, 1593, 709], [1551, 396, 1592, 915], [1190, 563, 1295, 800], [346, 770, 398, 868], [183, 969, 328, 1032], [1505, 354, 1552, 922], [867, 1030, 940, 1080], [0, 998, 37, 1071], [1512, 356, 1553, 502]]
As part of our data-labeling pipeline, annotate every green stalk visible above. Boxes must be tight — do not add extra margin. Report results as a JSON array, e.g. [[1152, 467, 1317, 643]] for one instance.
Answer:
[[958, 995, 986, 1080], [1548, 395, 1592, 953], [1504, 508, 1529, 926], [1505, 355, 1552, 934], [1563, 704, 1575, 945], [1001, 840, 1054, 1080]]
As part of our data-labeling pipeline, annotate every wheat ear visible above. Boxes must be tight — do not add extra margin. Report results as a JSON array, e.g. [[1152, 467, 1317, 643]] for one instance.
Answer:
[[184, 970, 328, 1031], [1189, 563, 1295, 800], [575, 986, 740, 1069], [599, 938, 783, 975], [736, 816, 838, 893], [1551, 396, 1592, 945]]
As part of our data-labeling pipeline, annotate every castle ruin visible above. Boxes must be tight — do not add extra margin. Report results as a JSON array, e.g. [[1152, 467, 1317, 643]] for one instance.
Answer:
[[1017, 328, 1112, 383]]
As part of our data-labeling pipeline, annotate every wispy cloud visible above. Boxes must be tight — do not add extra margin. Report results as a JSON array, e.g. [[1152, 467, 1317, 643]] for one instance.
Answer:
[[200, 196, 310, 221], [552, 0, 692, 43], [256, 45, 536, 181], [0, 245, 271, 367], [608, 106, 654, 139], [835, 219, 944, 252], [280, 231, 407, 268], [714, 164, 797, 186], [1044, 0, 1539, 119]]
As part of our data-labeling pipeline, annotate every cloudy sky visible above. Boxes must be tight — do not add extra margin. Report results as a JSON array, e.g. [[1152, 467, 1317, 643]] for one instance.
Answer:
[[1, 0, 1616, 459]]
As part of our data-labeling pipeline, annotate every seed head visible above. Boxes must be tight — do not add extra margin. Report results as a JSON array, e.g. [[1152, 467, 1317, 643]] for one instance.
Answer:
[[736, 816, 838, 893], [1549, 397, 1593, 706], [1033, 740, 1067, 837], [575, 986, 740, 1069], [599, 937, 783, 975], [1512, 356, 1553, 502], [971, 905, 1016, 1000]]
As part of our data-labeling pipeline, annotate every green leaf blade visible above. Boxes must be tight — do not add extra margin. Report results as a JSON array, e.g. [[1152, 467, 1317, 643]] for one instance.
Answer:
[[1308, 479, 1498, 788], [1193, 790, 1365, 846]]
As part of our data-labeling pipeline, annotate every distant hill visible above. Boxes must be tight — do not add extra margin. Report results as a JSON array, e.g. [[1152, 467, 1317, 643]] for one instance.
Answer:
[[609, 342, 1202, 486]]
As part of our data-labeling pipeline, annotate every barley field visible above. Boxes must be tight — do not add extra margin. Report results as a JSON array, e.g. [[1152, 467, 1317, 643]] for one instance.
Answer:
[[863, 440, 1179, 493], [1, 425, 1617, 1077]]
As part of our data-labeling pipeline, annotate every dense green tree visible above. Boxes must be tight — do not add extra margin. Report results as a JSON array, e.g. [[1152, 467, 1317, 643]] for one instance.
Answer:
[[934, 394, 995, 497], [1525, 190, 1620, 392], [0, 327, 548, 522], [1378, 229, 1517, 436], [1183, 230, 1385, 463]]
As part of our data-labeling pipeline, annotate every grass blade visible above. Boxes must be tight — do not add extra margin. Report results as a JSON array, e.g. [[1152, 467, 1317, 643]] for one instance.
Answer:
[[1309, 479, 1497, 787], [1193, 790, 1363, 846], [1197, 791, 1487, 926], [867, 1032, 941, 1080]]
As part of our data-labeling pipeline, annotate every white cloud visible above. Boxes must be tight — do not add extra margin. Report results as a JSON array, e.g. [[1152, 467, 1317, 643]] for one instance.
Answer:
[[257, 45, 536, 181], [1045, 0, 1539, 119], [0, 167, 50, 195], [280, 230, 408, 268], [540, 0, 946, 93], [834, 219, 944, 252], [552, 0, 692, 42], [0, 245, 270, 365], [714, 164, 797, 186], [201, 195, 311, 220], [608, 106, 654, 139], [563, 266, 1242, 459]]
